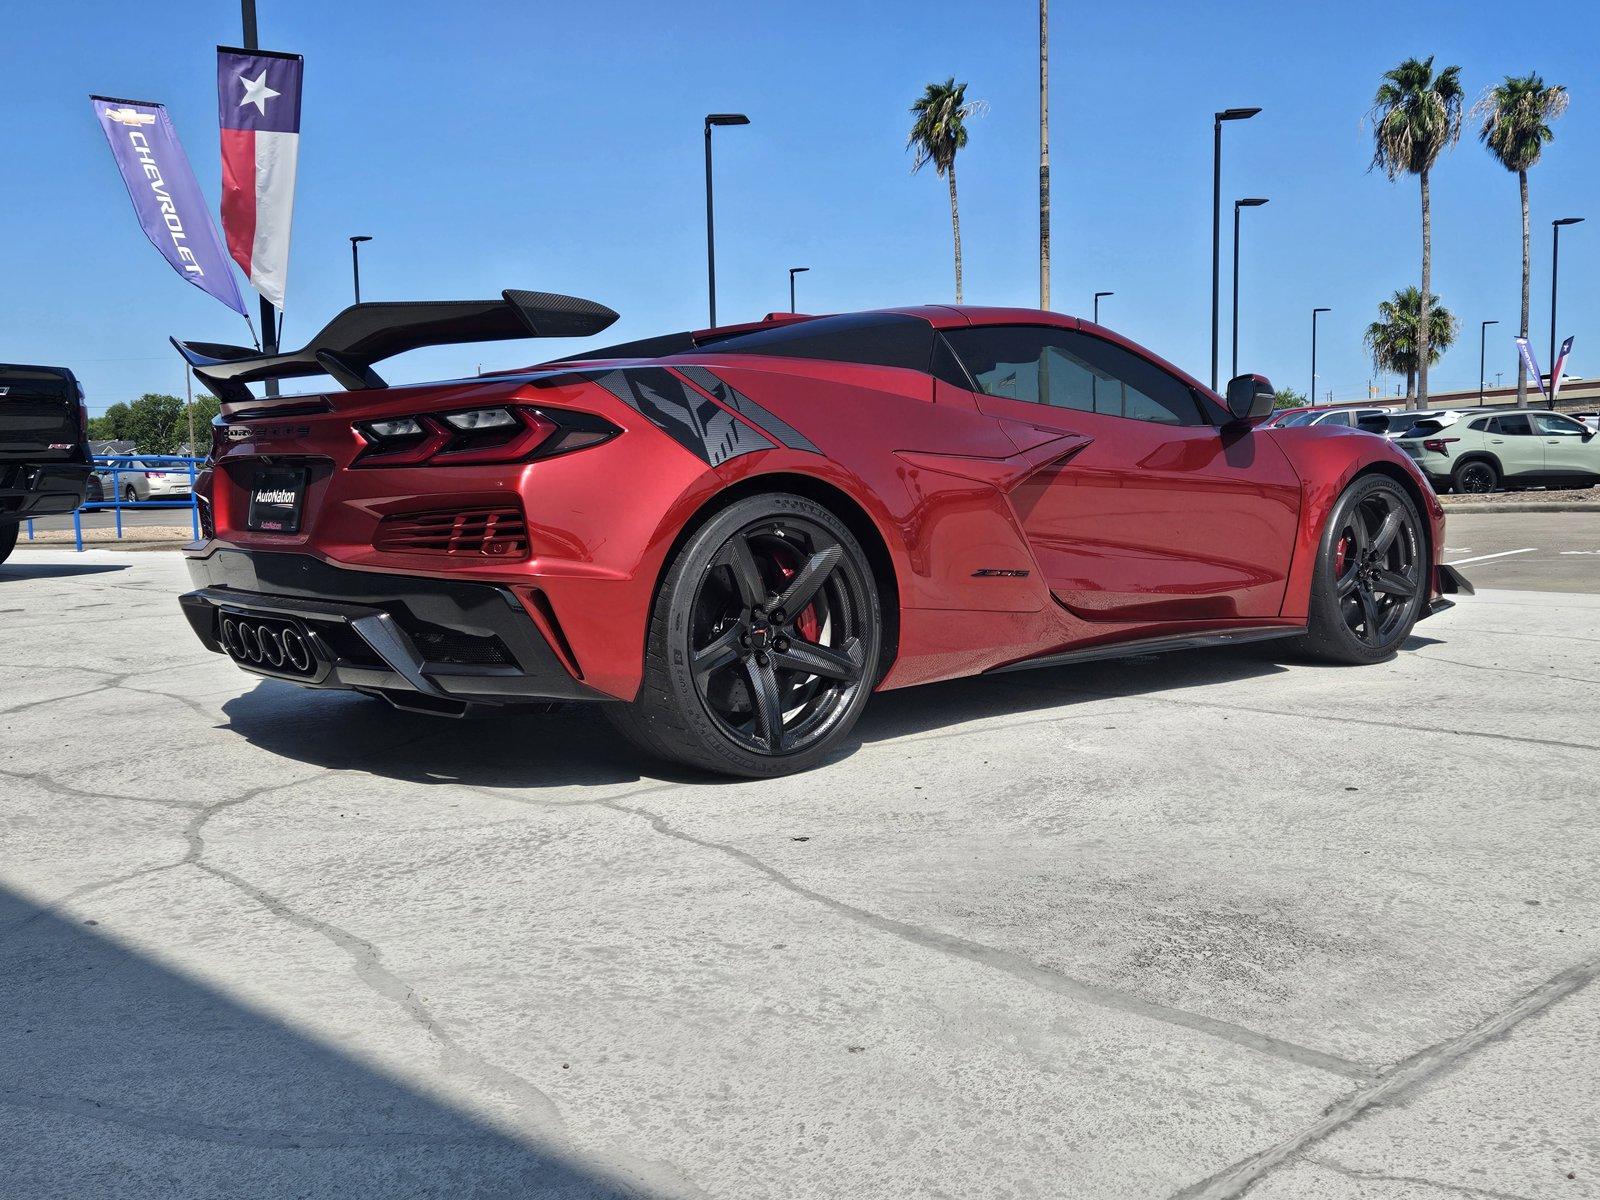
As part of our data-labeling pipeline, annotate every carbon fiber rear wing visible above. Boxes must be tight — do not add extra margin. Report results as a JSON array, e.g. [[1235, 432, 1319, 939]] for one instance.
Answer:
[[172, 290, 619, 403]]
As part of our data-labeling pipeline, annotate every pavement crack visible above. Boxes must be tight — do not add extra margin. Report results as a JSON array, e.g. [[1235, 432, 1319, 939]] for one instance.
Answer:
[[0, 766, 207, 812], [599, 798, 1374, 1082], [1303, 1155, 1538, 1200], [1166, 946, 1600, 1199], [1001, 677, 1600, 753], [177, 768, 568, 1139], [1410, 650, 1600, 687]]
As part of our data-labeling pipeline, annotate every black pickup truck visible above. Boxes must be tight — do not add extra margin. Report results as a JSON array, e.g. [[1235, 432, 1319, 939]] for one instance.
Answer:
[[0, 364, 94, 565]]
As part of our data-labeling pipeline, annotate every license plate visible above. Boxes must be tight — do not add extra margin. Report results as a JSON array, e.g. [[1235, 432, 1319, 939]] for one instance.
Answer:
[[246, 467, 307, 533]]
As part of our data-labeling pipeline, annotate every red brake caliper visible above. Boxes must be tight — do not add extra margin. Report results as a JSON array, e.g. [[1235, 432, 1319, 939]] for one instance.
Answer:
[[1334, 534, 1351, 577], [773, 555, 822, 641]]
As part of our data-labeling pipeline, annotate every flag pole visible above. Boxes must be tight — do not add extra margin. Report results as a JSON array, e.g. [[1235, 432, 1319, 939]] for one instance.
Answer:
[[240, 0, 280, 396]]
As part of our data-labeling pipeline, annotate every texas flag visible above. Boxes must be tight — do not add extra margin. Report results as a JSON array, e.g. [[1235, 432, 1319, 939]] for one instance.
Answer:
[[217, 47, 303, 310]]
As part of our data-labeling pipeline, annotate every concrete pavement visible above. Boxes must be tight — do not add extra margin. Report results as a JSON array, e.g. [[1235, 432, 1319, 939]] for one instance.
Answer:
[[1, 549, 1597, 1198]]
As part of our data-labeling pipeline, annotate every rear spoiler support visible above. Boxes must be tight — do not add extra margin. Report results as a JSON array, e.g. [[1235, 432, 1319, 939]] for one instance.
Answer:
[[172, 289, 619, 403]]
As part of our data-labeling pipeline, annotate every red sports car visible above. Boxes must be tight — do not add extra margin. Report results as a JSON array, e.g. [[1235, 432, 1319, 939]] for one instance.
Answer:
[[174, 292, 1470, 776]]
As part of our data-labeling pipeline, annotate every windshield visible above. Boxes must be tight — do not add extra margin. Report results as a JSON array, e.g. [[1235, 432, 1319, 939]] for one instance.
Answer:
[[1276, 411, 1318, 427]]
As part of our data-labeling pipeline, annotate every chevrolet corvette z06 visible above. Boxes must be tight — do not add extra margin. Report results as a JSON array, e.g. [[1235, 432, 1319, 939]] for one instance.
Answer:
[[173, 291, 1470, 776]]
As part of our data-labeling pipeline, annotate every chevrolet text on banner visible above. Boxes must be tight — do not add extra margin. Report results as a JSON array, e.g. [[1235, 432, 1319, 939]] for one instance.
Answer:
[[217, 46, 303, 310], [1514, 336, 1549, 402], [90, 96, 248, 317]]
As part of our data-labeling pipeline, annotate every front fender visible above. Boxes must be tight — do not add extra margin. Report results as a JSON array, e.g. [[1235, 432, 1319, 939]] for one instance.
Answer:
[[1268, 428, 1446, 620]]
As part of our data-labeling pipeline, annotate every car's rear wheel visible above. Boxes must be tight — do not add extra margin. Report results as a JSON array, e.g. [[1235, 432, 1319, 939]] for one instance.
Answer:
[[1290, 474, 1426, 665], [123, 484, 138, 504], [0, 522, 17, 567], [608, 493, 882, 777], [1452, 459, 1499, 494]]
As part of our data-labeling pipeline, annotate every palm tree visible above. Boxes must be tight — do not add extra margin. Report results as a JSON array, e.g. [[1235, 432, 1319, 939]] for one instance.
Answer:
[[908, 78, 985, 303], [1369, 56, 1464, 403], [1473, 74, 1569, 408], [1039, 0, 1050, 308], [1364, 286, 1459, 399]]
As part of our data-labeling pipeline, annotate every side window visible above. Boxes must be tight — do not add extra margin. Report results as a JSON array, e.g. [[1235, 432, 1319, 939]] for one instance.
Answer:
[[1356, 413, 1388, 433], [1497, 414, 1534, 436], [1534, 413, 1586, 436], [943, 326, 1207, 426], [1468, 417, 1491, 431], [1319, 412, 1352, 427]]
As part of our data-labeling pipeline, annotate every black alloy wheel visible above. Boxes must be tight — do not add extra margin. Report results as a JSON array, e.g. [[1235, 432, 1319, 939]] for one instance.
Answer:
[[690, 517, 869, 756], [1453, 460, 1498, 494], [1293, 474, 1426, 664], [609, 493, 881, 777]]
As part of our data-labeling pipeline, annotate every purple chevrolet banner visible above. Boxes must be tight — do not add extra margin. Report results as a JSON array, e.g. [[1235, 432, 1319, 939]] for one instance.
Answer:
[[1514, 336, 1549, 401], [91, 95, 249, 318]]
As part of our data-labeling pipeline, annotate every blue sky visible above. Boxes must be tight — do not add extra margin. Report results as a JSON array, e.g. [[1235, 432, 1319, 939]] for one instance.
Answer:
[[6, 0, 1598, 413]]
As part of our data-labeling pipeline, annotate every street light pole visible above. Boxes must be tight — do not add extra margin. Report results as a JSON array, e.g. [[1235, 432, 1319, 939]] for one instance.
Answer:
[[1551, 217, 1584, 408], [1311, 307, 1330, 405], [1211, 106, 1261, 391], [1231, 198, 1268, 380], [349, 235, 372, 304], [1479, 319, 1498, 403], [1093, 291, 1113, 324], [788, 266, 809, 314], [703, 113, 750, 328]]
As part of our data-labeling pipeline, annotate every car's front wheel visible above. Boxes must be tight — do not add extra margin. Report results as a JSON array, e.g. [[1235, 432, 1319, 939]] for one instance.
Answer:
[[1290, 474, 1427, 665], [608, 493, 882, 777]]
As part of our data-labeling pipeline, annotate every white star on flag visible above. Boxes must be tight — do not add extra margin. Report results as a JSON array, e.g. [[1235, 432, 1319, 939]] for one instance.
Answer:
[[238, 69, 280, 116]]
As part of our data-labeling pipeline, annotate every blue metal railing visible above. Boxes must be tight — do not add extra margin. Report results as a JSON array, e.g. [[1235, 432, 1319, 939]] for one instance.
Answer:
[[23, 455, 202, 551]]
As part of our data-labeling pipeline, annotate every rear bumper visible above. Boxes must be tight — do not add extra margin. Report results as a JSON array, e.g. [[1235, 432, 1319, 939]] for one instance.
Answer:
[[0, 461, 90, 520], [180, 548, 607, 714]]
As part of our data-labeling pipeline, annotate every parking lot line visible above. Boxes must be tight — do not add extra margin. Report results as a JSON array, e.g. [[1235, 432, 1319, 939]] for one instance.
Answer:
[[1444, 548, 1537, 566]]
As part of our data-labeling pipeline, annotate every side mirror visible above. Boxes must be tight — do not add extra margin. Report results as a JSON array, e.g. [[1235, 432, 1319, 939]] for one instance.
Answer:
[[1225, 374, 1276, 424]]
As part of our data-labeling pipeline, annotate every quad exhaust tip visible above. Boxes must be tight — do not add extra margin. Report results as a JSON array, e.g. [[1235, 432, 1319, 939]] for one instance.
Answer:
[[220, 615, 315, 675]]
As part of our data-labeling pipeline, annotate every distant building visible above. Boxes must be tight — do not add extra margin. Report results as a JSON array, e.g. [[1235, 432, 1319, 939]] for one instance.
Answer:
[[1334, 378, 1599, 413]]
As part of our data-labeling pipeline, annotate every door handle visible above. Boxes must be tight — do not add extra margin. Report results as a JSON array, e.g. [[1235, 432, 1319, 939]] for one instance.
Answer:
[[1490, 439, 1505, 444]]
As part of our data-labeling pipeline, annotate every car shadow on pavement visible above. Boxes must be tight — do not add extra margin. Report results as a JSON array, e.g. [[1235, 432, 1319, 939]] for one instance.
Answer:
[[220, 646, 1291, 790], [0, 886, 650, 1199], [0, 562, 127, 581]]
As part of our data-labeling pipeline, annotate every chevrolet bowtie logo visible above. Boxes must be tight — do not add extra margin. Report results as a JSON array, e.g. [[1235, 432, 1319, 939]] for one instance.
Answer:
[[105, 107, 156, 127]]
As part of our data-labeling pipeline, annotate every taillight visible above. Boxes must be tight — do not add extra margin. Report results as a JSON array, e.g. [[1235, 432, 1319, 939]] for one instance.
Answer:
[[1421, 437, 1459, 454], [354, 405, 618, 468]]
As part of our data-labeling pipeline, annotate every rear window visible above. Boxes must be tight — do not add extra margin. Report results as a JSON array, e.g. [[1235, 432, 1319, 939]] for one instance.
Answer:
[[687, 312, 938, 374], [0, 367, 75, 401], [1407, 419, 1448, 437]]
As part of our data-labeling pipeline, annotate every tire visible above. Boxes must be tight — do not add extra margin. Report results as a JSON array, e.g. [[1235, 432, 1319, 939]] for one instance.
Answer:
[[1288, 474, 1427, 665], [123, 485, 138, 503], [1452, 458, 1499, 494], [606, 492, 882, 777], [0, 522, 16, 567]]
